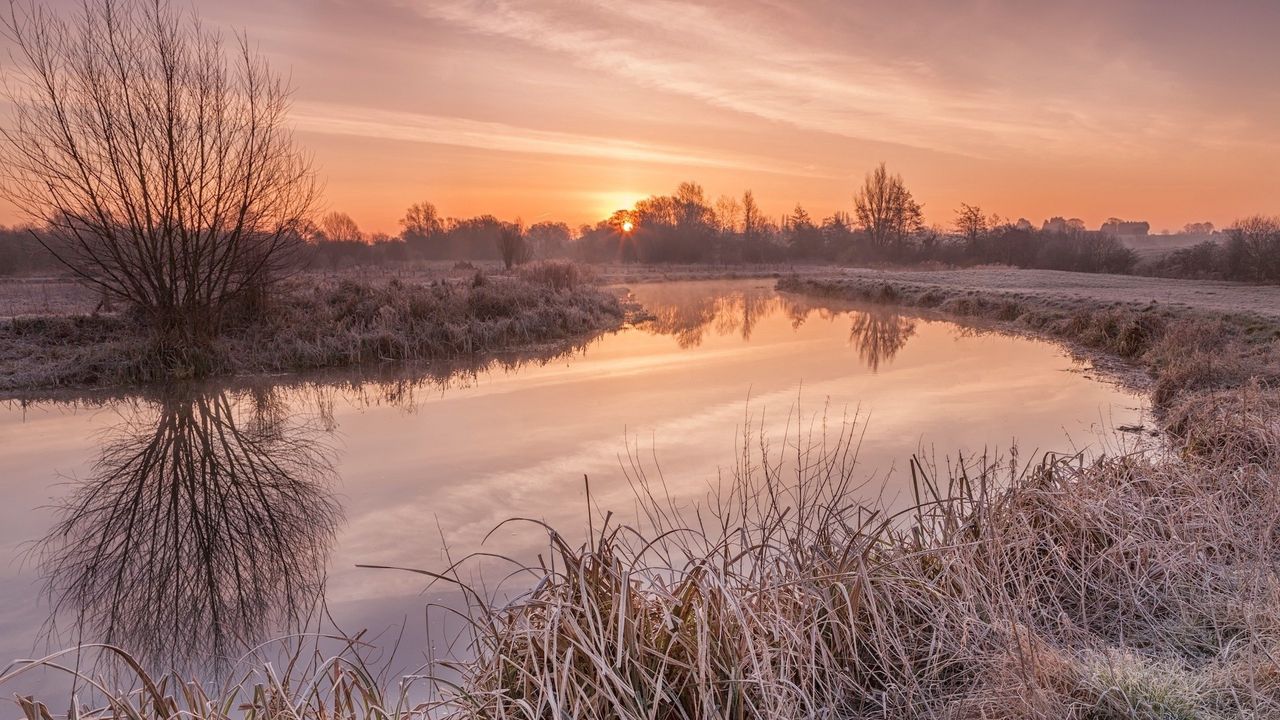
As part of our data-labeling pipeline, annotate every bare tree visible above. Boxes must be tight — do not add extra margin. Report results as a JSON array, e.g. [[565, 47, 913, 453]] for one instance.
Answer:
[[713, 194, 741, 234], [1226, 215, 1280, 281], [497, 222, 529, 270], [954, 203, 989, 252], [317, 211, 363, 243], [853, 163, 922, 255], [741, 189, 763, 261], [0, 0, 317, 352], [401, 201, 443, 239]]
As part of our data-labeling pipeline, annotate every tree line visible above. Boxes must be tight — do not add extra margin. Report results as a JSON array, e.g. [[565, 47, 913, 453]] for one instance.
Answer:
[[294, 164, 1279, 280]]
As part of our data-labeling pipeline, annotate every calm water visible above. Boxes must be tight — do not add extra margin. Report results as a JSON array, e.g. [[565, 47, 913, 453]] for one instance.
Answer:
[[0, 279, 1146, 690]]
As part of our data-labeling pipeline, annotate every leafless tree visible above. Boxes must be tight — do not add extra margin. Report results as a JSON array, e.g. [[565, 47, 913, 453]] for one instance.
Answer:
[[0, 0, 317, 350], [954, 203, 989, 252], [401, 201, 443, 239], [853, 163, 922, 255], [1226, 215, 1280, 281], [497, 222, 529, 270], [713, 194, 741, 234], [317, 211, 363, 243], [741, 189, 764, 261]]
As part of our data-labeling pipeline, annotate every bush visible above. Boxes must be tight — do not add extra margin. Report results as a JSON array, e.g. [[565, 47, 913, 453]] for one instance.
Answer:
[[517, 260, 588, 292]]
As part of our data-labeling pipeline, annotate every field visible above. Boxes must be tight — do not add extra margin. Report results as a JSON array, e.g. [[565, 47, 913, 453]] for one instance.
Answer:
[[799, 266, 1280, 321]]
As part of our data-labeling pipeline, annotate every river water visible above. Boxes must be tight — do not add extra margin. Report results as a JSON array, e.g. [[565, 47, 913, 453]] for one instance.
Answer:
[[0, 279, 1147, 692]]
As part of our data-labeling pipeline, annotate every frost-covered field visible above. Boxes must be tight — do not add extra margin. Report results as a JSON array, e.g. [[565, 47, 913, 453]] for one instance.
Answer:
[[821, 267, 1280, 320], [0, 277, 97, 319], [8, 265, 1280, 323]]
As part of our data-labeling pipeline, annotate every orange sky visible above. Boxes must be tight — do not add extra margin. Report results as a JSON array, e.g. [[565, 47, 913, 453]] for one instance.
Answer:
[[11, 0, 1280, 234]]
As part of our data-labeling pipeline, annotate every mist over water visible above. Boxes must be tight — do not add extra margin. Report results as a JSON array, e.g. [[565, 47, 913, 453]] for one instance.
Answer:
[[0, 279, 1146, 689]]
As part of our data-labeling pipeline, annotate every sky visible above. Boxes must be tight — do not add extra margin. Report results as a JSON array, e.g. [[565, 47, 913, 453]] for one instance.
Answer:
[[9, 0, 1280, 234]]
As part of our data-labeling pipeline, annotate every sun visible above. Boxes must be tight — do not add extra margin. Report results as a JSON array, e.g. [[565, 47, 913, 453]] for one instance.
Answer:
[[621, 220, 634, 233]]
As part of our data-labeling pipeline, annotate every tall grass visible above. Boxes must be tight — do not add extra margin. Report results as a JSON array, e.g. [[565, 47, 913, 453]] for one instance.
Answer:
[[412, 410, 1280, 719]]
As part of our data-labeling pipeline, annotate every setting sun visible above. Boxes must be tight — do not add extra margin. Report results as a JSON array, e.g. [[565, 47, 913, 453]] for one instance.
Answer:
[[621, 220, 634, 233]]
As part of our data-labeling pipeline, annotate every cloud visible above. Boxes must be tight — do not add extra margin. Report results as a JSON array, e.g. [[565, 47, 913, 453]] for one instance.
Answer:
[[410, 0, 1080, 157], [410, 0, 1272, 161], [290, 100, 834, 177]]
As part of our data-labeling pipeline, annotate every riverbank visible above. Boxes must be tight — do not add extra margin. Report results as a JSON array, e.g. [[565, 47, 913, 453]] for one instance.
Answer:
[[0, 265, 625, 392], [780, 269, 1280, 409]]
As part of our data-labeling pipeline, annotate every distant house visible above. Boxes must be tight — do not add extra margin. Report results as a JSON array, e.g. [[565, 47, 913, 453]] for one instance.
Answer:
[[1100, 218, 1151, 237], [1042, 216, 1086, 234]]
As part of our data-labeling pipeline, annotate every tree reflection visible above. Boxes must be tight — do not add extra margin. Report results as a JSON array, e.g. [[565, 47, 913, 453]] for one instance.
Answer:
[[635, 283, 781, 348], [39, 387, 341, 673], [848, 309, 917, 371], [631, 282, 919, 371]]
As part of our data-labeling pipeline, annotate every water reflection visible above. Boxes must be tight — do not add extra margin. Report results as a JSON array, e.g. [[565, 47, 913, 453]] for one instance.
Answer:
[[639, 283, 781, 347], [848, 309, 917, 372], [630, 281, 917, 371], [38, 387, 341, 673]]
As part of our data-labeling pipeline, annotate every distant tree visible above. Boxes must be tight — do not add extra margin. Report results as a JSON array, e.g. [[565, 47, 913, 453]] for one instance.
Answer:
[[401, 201, 445, 257], [954, 203, 990, 253], [371, 232, 407, 262], [627, 182, 717, 263], [853, 163, 922, 257], [496, 223, 530, 270], [445, 215, 505, 260], [714, 195, 741, 234], [674, 182, 711, 227], [526, 221, 573, 258], [741, 190, 764, 262], [1152, 241, 1224, 279], [1225, 216, 1280, 281], [0, 0, 317, 350], [317, 212, 363, 244], [787, 204, 825, 258], [821, 212, 855, 258], [1183, 222, 1216, 236], [0, 224, 63, 275]]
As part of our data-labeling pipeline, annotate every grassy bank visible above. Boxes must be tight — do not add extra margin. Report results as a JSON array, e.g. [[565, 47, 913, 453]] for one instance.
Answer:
[[7, 271, 1280, 719], [779, 272, 1280, 412], [0, 263, 624, 392]]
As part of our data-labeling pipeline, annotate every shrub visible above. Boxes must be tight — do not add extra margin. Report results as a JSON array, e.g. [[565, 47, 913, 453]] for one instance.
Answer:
[[517, 260, 588, 292]]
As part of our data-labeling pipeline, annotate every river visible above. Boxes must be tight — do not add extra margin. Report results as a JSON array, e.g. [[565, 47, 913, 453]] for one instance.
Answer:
[[0, 279, 1147, 693]]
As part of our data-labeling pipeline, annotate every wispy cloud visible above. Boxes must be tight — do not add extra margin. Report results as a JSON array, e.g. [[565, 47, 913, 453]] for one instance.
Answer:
[[290, 100, 833, 177], [411, 0, 1251, 160], [410, 0, 1076, 157]]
